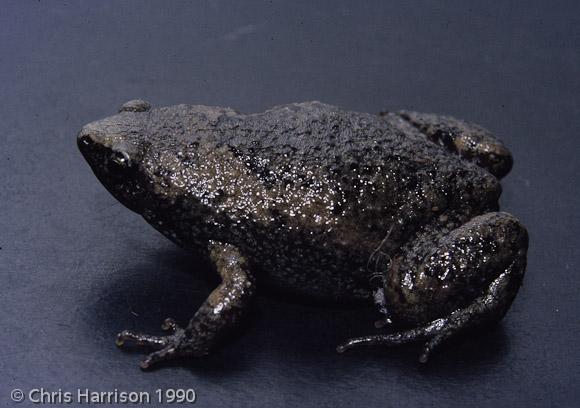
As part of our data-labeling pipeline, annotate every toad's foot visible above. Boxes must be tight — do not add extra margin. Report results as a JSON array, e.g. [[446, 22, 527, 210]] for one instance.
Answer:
[[337, 262, 523, 362], [390, 110, 513, 178], [373, 317, 392, 329], [116, 318, 207, 370], [338, 212, 527, 363], [117, 242, 254, 370]]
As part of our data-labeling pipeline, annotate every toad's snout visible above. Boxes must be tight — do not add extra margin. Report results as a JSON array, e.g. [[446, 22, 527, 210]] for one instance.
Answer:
[[77, 125, 95, 150]]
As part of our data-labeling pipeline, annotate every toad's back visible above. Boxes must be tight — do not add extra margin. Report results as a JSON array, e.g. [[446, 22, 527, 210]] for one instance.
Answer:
[[150, 101, 451, 162], [142, 102, 501, 301]]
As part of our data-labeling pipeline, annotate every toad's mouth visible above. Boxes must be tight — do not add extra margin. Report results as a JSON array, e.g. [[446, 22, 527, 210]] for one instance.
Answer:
[[77, 134, 146, 215]]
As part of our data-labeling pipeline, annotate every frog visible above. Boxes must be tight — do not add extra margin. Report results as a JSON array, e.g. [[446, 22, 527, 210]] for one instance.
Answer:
[[77, 99, 528, 370]]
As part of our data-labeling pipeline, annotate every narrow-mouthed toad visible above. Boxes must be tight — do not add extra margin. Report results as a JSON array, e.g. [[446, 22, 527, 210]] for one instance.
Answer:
[[78, 100, 528, 369]]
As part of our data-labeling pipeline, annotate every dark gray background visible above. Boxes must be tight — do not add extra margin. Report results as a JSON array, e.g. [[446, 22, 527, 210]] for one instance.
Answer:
[[1, 1, 579, 407]]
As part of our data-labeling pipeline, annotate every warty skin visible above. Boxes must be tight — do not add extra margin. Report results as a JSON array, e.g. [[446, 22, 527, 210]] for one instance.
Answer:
[[78, 99, 528, 369]]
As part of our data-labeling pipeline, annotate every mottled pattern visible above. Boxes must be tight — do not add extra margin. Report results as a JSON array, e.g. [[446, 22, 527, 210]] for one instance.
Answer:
[[78, 100, 528, 368]]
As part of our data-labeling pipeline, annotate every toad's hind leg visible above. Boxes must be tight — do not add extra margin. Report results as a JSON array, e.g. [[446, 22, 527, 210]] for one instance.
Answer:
[[338, 267, 521, 362], [385, 110, 513, 178], [337, 212, 528, 363], [116, 241, 254, 370]]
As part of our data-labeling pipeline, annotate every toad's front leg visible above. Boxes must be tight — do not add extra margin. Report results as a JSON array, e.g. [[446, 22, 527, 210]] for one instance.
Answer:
[[116, 241, 254, 370]]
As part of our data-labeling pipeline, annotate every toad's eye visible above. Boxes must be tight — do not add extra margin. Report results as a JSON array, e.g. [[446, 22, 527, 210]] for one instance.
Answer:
[[108, 150, 132, 173]]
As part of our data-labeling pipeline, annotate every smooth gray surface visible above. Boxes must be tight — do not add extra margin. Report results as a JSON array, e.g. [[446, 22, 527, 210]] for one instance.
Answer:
[[1, 1, 579, 407]]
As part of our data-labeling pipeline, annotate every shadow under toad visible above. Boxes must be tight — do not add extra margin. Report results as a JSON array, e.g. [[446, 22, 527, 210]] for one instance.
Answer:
[[88, 246, 511, 383]]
